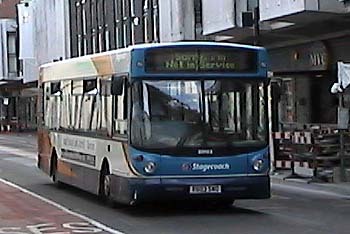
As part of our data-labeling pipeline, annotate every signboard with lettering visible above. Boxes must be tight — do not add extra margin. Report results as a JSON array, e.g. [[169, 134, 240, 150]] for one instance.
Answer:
[[61, 136, 97, 166], [145, 47, 257, 73], [269, 41, 329, 73]]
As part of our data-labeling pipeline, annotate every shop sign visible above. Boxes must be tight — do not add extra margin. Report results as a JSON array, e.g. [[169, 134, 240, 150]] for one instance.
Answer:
[[269, 41, 330, 73], [309, 52, 327, 67]]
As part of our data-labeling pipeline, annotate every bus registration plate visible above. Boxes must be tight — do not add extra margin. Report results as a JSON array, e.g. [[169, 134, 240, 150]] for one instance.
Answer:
[[189, 185, 222, 194]]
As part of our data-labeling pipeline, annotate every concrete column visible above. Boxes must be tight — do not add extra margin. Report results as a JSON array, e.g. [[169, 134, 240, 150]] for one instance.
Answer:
[[159, 0, 194, 42], [0, 22, 4, 78], [0, 21, 8, 78], [63, 0, 71, 58]]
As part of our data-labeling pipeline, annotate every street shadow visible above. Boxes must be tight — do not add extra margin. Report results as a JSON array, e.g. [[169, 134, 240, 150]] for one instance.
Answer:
[[122, 201, 264, 217], [43, 181, 99, 201], [43, 182, 264, 217]]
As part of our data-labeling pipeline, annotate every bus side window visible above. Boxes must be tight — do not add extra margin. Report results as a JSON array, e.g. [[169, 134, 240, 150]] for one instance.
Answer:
[[60, 81, 71, 129], [48, 82, 61, 130], [71, 80, 83, 130], [100, 77, 112, 136], [43, 82, 50, 128], [113, 76, 127, 136], [83, 79, 98, 94], [82, 78, 98, 131], [51, 82, 61, 96]]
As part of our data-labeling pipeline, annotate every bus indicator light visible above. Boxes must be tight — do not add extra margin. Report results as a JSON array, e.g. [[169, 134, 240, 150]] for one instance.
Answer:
[[182, 163, 191, 171], [134, 155, 144, 162]]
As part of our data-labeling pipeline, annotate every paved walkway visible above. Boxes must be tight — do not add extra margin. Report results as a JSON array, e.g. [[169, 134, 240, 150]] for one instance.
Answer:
[[0, 178, 97, 233], [0, 132, 121, 234], [271, 170, 350, 197], [0, 177, 122, 234]]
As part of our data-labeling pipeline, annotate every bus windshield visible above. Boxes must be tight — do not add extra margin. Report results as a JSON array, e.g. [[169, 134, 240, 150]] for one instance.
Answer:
[[131, 79, 267, 156]]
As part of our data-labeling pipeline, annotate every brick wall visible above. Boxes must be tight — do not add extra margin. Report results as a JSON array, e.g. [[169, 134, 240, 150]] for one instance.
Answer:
[[0, 0, 20, 19]]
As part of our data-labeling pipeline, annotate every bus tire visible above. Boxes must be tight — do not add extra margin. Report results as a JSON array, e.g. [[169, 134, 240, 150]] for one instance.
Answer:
[[51, 154, 63, 187], [99, 162, 114, 205]]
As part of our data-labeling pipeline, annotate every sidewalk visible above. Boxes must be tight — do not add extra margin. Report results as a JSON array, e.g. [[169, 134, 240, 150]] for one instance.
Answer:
[[0, 178, 122, 234], [271, 169, 350, 197], [0, 178, 99, 233], [0, 132, 121, 234]]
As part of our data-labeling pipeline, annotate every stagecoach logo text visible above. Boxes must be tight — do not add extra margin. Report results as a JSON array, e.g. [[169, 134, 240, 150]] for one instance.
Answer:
[[182, 163, 230, 172]]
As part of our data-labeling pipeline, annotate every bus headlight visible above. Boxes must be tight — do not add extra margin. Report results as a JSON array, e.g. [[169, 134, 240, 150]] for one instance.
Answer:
[[253, 159, 264, 172], [144, 162, 157, 174]]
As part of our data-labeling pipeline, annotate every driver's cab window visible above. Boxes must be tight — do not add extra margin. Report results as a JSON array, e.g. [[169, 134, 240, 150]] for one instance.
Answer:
[[113, 75, 128, 136]]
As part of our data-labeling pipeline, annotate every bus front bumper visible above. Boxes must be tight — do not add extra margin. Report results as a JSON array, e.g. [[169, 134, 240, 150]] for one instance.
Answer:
[[111, 175, 270, 204]]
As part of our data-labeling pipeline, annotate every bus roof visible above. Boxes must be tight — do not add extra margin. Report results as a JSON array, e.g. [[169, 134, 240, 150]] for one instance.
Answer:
[[40, 42, 266, 83], [128, 41, 265, 51]]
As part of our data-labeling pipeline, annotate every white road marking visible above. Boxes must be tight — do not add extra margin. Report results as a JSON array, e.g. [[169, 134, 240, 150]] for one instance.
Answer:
[[0, 178, 125, 234]]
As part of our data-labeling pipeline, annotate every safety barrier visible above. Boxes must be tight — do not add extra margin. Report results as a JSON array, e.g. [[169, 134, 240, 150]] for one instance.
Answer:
[[272, 131, 313, 170], [273, 127, 350, 182]]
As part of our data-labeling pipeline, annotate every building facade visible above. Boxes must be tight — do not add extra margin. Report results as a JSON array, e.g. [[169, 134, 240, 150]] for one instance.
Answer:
[[0, 0, 21, 131], [67, 0, 208, 54], [68, 0, 161, 57], [258, 0, 350, 129], [12, 1, 350, 146], [182, 0, 350, 130], [0, 0, 69, 132], [15, 0, 70, 131]]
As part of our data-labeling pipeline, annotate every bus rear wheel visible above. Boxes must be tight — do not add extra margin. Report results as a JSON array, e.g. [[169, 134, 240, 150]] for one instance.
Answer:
[[51, 156, 63, 187], [99, 164, 113, 204]]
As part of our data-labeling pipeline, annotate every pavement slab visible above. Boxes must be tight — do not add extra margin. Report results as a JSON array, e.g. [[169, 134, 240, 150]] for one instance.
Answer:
[[0, 178, 123, 234]]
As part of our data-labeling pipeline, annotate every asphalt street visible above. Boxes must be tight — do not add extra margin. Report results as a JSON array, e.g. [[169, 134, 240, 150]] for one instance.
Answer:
[[0, 133, 350, 234]]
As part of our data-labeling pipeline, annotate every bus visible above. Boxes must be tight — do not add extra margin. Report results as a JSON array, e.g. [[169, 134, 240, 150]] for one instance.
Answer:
[[37, 42, 270, 206]]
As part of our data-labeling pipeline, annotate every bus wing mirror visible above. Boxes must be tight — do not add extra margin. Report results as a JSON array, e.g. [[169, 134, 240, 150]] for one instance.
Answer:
[[111, 76, 125, 95]]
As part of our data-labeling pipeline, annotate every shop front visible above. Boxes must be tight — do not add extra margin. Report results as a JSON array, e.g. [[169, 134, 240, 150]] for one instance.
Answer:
[[270, 41, 335, 129], [0, 81, 37, 132], [269, 38, 350, 182]]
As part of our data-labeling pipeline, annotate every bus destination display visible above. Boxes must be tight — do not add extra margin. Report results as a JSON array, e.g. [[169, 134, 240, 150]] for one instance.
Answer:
[[145, 47, 257, 73]]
